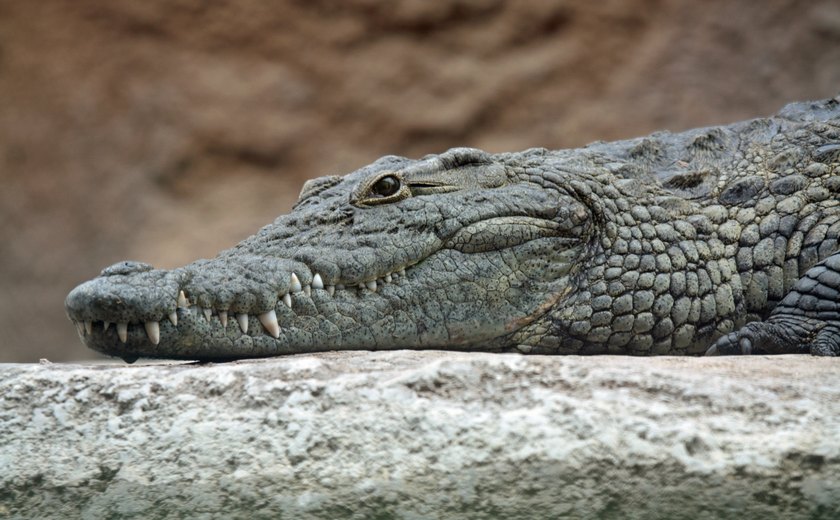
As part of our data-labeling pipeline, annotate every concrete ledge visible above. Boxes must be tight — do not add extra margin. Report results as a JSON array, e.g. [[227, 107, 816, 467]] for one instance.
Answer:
[[2, 352, 839, 519]]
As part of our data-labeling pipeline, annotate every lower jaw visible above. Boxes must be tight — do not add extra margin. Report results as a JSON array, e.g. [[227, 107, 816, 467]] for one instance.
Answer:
[[75, 269, 567, 362], [73, 268, 418, 361], [77, 295, 350, 361], [77, 295, 489, 362]]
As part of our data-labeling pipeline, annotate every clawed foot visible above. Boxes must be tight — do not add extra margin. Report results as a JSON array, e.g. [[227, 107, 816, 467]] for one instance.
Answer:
[[708, 253, 840, 356], [705, 333, 751, 356], [706, 320, 838, 356], [705, 323, 765, 356]]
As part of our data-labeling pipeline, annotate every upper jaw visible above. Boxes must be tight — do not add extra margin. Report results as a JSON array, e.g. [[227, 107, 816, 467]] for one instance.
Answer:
[[65, 266, 181, 324], [64, 249, 419, 355]]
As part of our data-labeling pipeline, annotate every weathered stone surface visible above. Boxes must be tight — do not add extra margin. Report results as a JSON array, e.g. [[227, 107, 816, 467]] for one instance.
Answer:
[[2, 352, 839, 519]]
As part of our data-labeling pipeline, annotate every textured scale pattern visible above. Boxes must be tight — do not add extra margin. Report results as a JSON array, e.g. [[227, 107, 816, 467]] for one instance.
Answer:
[[65, 97, 840, 361]]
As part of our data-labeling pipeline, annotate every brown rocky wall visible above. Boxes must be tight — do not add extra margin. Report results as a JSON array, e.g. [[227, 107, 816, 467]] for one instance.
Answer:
[[2, 0, 839, 361]]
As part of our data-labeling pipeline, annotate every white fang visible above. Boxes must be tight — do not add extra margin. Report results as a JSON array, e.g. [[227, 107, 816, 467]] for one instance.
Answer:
[[144, 321, 160, 345], [258, 310, 280, 338], [237, 313, 249, 333]]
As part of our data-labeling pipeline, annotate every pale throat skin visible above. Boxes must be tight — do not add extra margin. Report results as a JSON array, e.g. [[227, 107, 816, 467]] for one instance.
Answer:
[[66, 97, 840, 362]]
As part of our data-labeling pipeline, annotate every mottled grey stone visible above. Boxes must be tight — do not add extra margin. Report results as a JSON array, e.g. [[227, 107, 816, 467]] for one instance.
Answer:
[[7, 353, 838, 520]]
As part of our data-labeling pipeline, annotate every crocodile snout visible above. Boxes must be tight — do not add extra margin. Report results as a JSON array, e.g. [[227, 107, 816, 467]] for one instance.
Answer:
[[65, 263, 181, 347], [65, 253, 414, 359]]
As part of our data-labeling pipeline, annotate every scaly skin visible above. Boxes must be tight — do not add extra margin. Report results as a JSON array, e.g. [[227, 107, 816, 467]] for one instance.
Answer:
[[66, 97, 840, 361]]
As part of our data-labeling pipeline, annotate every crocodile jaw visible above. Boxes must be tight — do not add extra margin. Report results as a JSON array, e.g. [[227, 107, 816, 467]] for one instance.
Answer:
[[65, 151, 589, 361], [65, 238, 581, 362]]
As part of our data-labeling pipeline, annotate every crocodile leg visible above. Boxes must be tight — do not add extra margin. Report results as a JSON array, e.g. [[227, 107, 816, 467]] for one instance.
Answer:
[[707, 252, 840, 356]]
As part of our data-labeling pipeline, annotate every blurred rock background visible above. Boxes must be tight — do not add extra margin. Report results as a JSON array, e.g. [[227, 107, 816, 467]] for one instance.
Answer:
[[1, 0, 838, 361]]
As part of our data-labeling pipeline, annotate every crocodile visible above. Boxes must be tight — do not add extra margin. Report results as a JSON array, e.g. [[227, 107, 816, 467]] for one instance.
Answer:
[[65, 96, 840, 362]]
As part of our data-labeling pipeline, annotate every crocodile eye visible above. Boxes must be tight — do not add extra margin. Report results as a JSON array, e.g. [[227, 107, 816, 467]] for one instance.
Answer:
[[371, 175, 401, 197]]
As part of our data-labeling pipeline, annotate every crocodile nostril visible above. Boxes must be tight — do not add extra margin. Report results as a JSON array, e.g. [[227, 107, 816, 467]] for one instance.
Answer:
[[100, 261, 155, 277]]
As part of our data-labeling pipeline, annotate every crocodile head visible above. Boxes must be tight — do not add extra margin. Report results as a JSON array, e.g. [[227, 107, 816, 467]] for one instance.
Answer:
[[65, 147, 594, 361]]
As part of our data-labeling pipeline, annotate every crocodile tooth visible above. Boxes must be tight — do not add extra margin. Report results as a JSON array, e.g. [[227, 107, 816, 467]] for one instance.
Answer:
[[84, 321, 93, 335], [219, 310, 228, 328], [103, 321, 111, 332], [366, 280, 378, 292], [203, 307, 212, 322], [168, 312, 177, 326], [304, 285, 311, 297], [74, 321, 85, 336], [290, 273, 302, 293], [399, 268, 406, 277], [385, 273, 393, 283], [117, 323, 128, 343], [312, 273, 324, 289], [236, 313, 249, 334], [178, 291, 189, 308], [144, 321, 160, 345], [282, 293, 292, 308], [326, 285, 335, 296], [258, 310, 280, 339]]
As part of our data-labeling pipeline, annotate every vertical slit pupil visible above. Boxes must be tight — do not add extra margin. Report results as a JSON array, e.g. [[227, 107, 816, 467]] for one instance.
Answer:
[[373, 176, 401, 197]]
